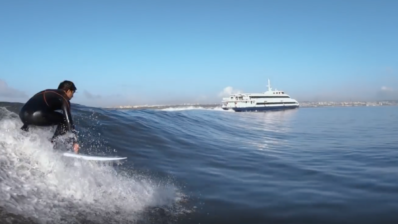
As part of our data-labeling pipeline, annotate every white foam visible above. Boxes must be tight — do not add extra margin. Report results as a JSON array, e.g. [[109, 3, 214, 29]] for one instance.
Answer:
[[212, 106, 235, 112], [161, 106, 234, 112], [0, 107, 184, 223]]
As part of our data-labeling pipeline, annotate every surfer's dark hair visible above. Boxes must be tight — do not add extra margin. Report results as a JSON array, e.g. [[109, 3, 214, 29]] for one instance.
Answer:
[[58, 80, 77, 92]]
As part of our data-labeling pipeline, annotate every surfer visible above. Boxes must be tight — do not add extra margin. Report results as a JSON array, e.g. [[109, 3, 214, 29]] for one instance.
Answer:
[[19, 80, 80, 153]]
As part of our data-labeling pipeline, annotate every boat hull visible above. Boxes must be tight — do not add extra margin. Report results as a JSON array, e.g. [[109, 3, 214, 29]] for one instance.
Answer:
[[222, 105, 299, 112]]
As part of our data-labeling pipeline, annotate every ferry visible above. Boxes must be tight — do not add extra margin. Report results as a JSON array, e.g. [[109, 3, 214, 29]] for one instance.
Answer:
[[221, 79, 299, 112]]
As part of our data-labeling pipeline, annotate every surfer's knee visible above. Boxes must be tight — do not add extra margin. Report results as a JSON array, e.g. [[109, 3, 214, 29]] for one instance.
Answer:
[[19, 109, 30, 131], [19, 109, 35, 126], [20, 124, 29, 132]]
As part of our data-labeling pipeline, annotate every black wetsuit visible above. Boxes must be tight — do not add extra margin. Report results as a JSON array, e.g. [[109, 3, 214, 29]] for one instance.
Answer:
[[19, 89, 77, 143]]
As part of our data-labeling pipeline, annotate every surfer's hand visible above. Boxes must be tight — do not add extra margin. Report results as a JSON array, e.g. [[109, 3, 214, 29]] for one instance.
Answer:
[[73, 143, 79, 154]]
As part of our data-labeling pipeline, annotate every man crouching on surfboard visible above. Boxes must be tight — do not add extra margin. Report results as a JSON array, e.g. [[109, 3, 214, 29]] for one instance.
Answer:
[[19, 80, 80, 154]]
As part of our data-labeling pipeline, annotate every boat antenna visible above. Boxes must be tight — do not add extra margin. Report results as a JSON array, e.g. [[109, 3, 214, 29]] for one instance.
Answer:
[[267, 78, 272, 91]]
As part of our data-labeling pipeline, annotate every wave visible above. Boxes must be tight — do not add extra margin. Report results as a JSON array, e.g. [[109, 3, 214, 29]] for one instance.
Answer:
[[0, 107, 188, 224]]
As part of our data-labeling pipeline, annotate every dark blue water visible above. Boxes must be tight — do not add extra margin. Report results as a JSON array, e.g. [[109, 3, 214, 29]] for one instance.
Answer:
[[1, 102, 398, 224]]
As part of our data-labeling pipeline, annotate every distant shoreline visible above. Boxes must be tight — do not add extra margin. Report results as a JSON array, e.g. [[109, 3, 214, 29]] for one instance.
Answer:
[[107, 101, 398, 110], [1, 101, 397, 110]]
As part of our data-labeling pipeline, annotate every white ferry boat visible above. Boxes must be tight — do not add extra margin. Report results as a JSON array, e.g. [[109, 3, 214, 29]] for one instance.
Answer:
[[221, 79, 299, 112]]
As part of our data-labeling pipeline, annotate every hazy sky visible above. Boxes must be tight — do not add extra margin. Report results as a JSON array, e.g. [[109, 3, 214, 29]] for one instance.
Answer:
[[1, 0, 397, 107]]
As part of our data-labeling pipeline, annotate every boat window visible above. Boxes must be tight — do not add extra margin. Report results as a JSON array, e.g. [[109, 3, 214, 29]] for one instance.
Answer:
[[256, 102, 297, 105]]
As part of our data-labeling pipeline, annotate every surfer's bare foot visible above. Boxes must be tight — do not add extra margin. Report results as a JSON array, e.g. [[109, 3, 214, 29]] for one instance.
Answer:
[[73, 143, 79, 154]]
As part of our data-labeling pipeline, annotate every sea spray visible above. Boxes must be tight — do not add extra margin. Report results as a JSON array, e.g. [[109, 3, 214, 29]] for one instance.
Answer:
[[0, 107, 183, 224]]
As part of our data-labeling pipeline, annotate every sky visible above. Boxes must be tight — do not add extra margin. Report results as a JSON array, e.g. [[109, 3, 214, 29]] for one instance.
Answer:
[[1, 0, 397, 107]]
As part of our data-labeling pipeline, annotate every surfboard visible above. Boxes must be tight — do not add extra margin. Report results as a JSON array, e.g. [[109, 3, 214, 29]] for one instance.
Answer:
[[62, 152, 127, 161]]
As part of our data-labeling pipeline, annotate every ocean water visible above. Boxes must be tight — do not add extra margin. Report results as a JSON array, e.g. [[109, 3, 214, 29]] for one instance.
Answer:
[[0, 101, 397, 224]]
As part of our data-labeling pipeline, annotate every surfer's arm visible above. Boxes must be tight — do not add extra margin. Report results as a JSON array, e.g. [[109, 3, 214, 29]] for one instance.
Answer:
[[61, 101, 72, 129], [61, 100, 79, 144], [62, 102, 80, 153]]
